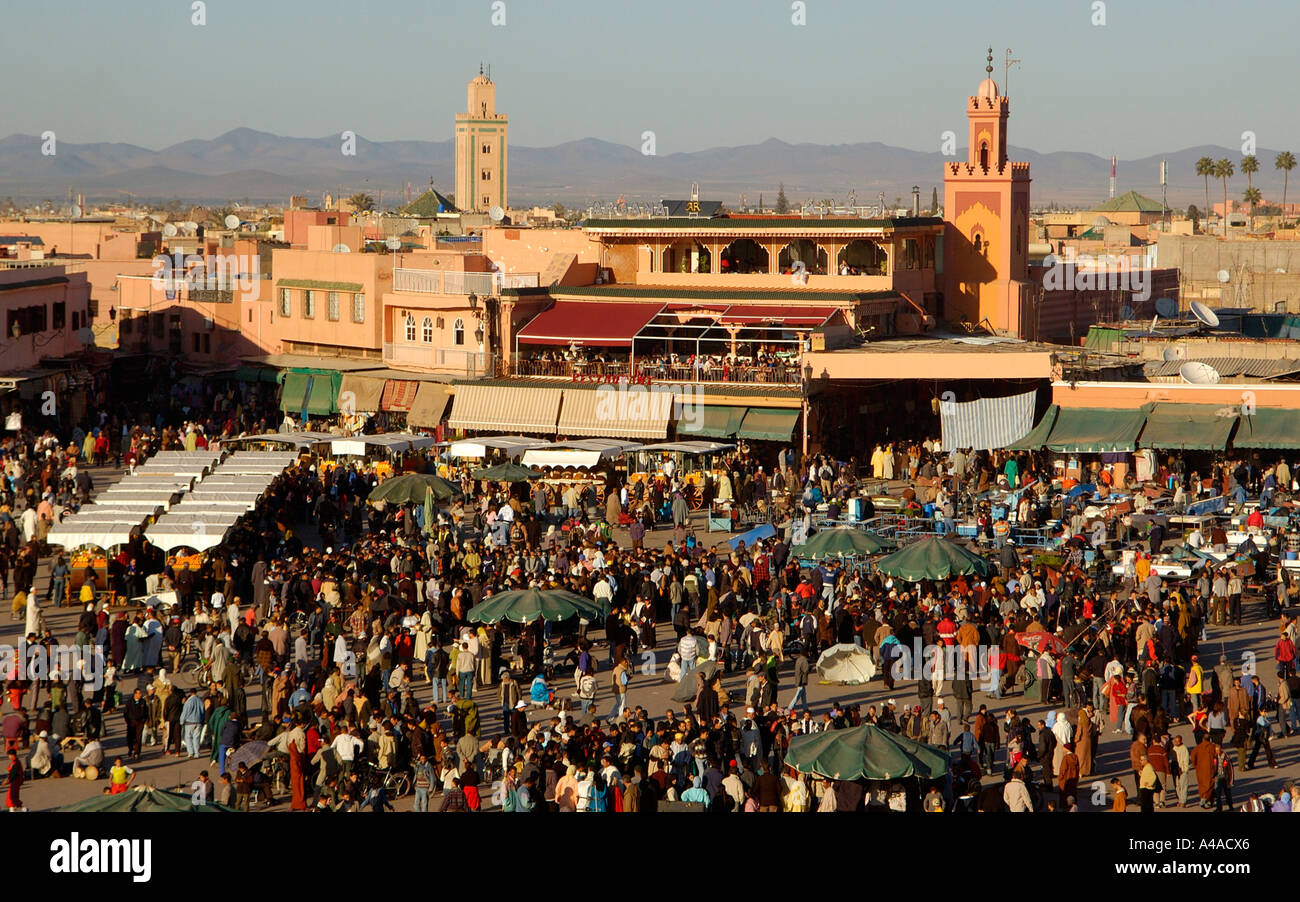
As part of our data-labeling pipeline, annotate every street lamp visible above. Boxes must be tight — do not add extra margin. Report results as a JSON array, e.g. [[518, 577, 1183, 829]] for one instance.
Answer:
[[467, 292, 479, 312]]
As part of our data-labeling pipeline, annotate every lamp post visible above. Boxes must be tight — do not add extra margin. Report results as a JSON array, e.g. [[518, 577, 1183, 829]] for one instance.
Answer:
[[802, 363, 813, 460]]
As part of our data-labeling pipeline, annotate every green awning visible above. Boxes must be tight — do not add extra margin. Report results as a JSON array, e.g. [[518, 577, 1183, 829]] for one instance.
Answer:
[[1045, 406, 1149, 453], [1005, 404, 1059, 450], [280, 371, 340, 415], [737, 407, 800, 442], [1138, 403, 1238, 451], [1234, 408, 1300, 449], [681, 405, 746, 438], [235, 365, 279, 383]]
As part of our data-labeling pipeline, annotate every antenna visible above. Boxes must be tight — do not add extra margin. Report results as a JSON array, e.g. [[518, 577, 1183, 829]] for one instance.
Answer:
[[1155, 297, 1177, 318], [332, 243, 351, 253], [163, 223, 178, 238], [1004, 48, 1020, 95], [1190, 300, 1220, 328], [1161, 345, 1186, 362], [1179, 361, 1221, 385], [489, 205, 505, 223], [224, 213, 240, 230]]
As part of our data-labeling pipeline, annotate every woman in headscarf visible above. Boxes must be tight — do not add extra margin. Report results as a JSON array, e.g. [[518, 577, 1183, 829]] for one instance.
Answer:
[[694, 670, 719, 722], [1051, 710, 1073, 777], [555, 764, 579, 812], [123, 615, 147, 673]]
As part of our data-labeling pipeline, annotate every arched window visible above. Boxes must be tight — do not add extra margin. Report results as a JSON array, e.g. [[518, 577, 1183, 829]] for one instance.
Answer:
[[422, 316, 433, 343], [979, 142, 989, 170], [404, 314, 416, 342], [973, 233, 983, 253], [453, 317, 465, 346]]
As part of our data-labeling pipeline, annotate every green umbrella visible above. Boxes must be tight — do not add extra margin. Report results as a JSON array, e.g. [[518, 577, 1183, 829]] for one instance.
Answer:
[[471, 461, 543, 483], [367, 472, 462, 504], [57, 786, 236, 812], [785, 723, 951, 781], [466, 587, 611, 625], [797, 527, 893, 559], [873, 535, 990, 582]]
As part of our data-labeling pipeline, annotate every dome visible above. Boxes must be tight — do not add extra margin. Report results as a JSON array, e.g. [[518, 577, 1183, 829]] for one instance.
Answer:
[[976, 77, 999, 101], [1092, 215, 1112, 228]]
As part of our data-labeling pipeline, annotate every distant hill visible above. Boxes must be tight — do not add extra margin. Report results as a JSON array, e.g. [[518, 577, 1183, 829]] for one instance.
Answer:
[[0, 128, 1289, 211]]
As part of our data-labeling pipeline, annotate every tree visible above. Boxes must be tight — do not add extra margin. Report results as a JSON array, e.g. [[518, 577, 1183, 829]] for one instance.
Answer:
[[346, 192, 375, 213], [1213, 158, 1234, 228], [1244, 186, 1262, 227], [1187, 204, 1200, 233], [1195, 156, 1215, 221], [552, 203, 566, 220], [1241, 155, 1259, 192], [757, 193, 764, 213], [775, 184, 789, 214], [1276, 151, 1296, 224], [930, 187, 939, 214]]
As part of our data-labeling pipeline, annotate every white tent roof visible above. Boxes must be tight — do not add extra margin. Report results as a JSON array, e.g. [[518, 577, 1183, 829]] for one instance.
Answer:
[[447, 435, 551, 459], [143, 526, 230, 552], [330, 432, 439, 457], [46, 524, 140, 550]]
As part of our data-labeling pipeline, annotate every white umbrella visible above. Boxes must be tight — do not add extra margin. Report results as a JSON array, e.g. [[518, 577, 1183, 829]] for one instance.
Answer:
[[815, 644, 878, 684]]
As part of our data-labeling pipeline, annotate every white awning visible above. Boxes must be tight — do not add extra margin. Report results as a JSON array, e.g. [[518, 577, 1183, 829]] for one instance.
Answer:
[[446, 435, 552, 459], [329, 433, 439, 456], [448, 384, 563, 434], [557, 388, 670, 440], [46, 525, 140, 550], [521, 449, 604, 469], [143, 526, 230, 552], [939, 389, 1037, 452]]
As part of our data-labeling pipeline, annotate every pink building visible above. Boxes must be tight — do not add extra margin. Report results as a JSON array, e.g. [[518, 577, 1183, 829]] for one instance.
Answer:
[[0, 265, 91, 372]]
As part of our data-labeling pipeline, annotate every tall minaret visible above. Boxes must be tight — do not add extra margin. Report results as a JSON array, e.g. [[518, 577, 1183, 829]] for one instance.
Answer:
[[1110, 154, 1117, 199], [455, 65, 509, 213]]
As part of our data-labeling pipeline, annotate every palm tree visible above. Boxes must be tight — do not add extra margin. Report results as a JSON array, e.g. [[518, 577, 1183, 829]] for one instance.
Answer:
[[1214, 158, 1234, 230], [1242, 155, 1259, 191], [1243, 187, 1262, 229], [346, 192, 375, 213], [1196, 156, 1215, 221], [1277, 151, 1296, 225]]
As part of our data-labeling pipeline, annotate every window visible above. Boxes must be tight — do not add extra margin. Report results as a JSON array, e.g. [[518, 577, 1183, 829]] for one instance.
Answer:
[[452, 317, 465, 346], [88, 299, 99, 318], [351, 292, 365, 323], [328, 291, 340, 321], [53, 302, 66, 330], [202, 333, 211, 354], [405, 314, 416, 342], [421, 316, 433, 343], [72, 311, 81, 331], [192, 333, 201, 352], [481, 143, 491, 154], [979, 143, 989, 170], [303, 290, 317, 318], [279, 288, 291, 316], [481, 169, 492, 181], [482, 195, 490, 207]]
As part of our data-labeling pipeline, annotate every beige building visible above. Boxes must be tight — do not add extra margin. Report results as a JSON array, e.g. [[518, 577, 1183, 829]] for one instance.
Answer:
[[455, 69, 508, 214]]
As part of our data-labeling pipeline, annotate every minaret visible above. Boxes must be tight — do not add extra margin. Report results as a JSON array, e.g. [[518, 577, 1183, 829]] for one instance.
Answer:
[[941, 48, 1034, 335], [1110, 154, 1117, 199], [454, 66, 509, 213]]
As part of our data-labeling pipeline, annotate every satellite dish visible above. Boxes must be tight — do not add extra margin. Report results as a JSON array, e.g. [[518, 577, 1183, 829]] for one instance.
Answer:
[[224, 214, 240, 230], [489, 205, 505, 223], [182, 221, 198, 231], [332, 243, 351, 254], [1217, 269, 1231, 283], [384, 236, 402, 251], [162, 223, 178, 238], [1155, 297, 1178, 318], [1119, 305, 1134, 320], [1161, 345, 1186, 362], [1180, 361, 1221, 385], [1190, 300, 1221, 328]]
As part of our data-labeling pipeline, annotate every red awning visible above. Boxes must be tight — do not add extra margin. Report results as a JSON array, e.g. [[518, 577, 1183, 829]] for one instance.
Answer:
[[516, 301, 664, 347], [380, 380, 420, 412]]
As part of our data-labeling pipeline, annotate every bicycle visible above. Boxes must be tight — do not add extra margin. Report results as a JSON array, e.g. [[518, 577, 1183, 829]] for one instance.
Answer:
[[183, 657, 213, 684], [366, 766, 412, 799]]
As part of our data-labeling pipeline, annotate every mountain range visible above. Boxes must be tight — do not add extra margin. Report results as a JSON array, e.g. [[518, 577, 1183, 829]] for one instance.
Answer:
[[0, 128, 1292, 211]]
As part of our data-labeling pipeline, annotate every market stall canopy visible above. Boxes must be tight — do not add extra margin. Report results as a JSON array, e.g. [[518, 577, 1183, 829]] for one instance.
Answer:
[[337, 373, 387, 414], [785, 723, 951, 781], [447, 435, 550, 459], [143, 524, 232, 552], [940, 389, 1037, 452], [736, 407, 800, 442], [1137, 403, 1238, 451], [516, 301, 663, 347], [471, 461, 543, 482], [448, 383, 563, 434], [466, 587, 610, 624], [797, 527, 894, 558], [557, 387, 669, 440], [329, 432, 439, 457], [367, 472, 462, 504], [279, 371, 341, 416], [405, 382, 453, 429], [57, 786, 235, 813], [874, 535, 990, 581], [727, 523, 776, 551], [380, 379, 420, 412], [1043, 405, 1150, 454], [1232, 408, 1300, 449], [815, 644, 879, 683], [637, 441, 735, 454], [46, 521, 142, 550], [222, 433, 324, 450], [521, 439, 641, 470], [681, 406, 746, 439], [1005, 404, 1059, 451]]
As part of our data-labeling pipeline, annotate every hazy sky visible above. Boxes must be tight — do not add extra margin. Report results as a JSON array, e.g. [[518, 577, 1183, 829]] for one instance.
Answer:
[[5, 0, 1292, 158]]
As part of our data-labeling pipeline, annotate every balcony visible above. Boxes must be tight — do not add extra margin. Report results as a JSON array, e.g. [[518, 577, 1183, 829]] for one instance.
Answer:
[[506, 357, 802, 386], [383, 342, 493, 379], [393, 268, 539, 295]]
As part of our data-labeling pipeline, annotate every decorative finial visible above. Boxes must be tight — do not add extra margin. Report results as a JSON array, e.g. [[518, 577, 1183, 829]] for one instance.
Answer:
[[986, 48, 993, 75], [479, 62, 484, 76]]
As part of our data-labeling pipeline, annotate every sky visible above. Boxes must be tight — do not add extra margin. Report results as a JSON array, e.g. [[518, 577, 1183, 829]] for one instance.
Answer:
[[3, 0, 1295, 159]]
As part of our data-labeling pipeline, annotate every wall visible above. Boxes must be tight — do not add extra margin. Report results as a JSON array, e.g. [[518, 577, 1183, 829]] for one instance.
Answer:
[[0, 267, 91, 371]]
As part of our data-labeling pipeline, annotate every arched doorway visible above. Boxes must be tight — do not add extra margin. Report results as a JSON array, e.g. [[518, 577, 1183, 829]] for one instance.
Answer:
[[836, 239, 887, 275], [662, 242, 712, 274], [778, 239, 827, 275], [720, 238, 768, 274]]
